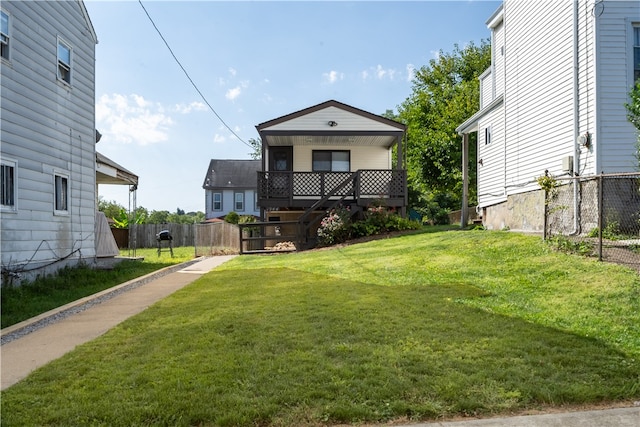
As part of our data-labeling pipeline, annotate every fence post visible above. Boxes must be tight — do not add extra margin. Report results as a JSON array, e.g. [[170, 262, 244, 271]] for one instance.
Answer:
[[598, 174, 603, 261], [543, 188, 548, 241]]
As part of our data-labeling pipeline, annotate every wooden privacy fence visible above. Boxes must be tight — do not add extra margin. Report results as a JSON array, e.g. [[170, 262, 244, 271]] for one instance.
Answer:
[[127, 224, 196, 248], [118, 222, 239, 251], [194, 222, 240, 256]]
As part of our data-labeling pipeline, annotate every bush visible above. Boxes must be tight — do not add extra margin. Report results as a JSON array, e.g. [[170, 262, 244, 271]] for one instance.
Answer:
[[317, 206, 352, 246], [225, 211, 240, 224]]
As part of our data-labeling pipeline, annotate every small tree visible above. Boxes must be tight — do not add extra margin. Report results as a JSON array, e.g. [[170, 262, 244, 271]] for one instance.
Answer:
[[248, 138, 262, 160], [625, 80, 640, 167]]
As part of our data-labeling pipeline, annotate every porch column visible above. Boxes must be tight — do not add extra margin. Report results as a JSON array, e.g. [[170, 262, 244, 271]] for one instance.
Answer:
[[461, 133, 469, 227], [396, 134, 403, 170]]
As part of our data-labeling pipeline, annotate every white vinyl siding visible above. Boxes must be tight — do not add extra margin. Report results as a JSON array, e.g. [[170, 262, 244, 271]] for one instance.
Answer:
[[493, 20, 505, 98], [0, 1, 97, 274], [265, 106, 401, 132], [205, 189, 260, 219], [479, 69, 493, 108], [477, 105, 506, 208], [596, 2, 640, 172], [504, 0, 575, 192]]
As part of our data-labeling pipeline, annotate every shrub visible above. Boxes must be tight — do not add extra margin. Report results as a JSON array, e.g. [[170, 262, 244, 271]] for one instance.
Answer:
[[225, 211, 240, 224], [317, 206, 352, 246]]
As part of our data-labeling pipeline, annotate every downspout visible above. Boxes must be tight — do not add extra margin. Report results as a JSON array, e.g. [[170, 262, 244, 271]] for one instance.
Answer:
[[572, 0, 581, 235]]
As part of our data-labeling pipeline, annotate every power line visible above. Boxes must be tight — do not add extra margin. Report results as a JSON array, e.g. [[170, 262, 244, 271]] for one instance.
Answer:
[[137, 0, 251, 148]]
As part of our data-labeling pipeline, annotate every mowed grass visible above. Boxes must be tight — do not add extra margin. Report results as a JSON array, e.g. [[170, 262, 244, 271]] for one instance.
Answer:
[[1, 247, 194, 328], [2, 230, 639, 426]]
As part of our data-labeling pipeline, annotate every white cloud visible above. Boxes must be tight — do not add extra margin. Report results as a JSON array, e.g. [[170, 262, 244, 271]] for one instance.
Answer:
[[173, 101, 207, 114], [228, 67, 237, 77], [96, 93, 174, 146], [213, 133, 226, 143], [360, 65, 398, 82], [226, 86, 242, 101], [323, 70, 344, 84], [225, 81, 249, 101]]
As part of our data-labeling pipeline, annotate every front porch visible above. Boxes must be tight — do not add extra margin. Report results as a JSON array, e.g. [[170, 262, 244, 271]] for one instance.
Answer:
[[257, 169, 407, 210]]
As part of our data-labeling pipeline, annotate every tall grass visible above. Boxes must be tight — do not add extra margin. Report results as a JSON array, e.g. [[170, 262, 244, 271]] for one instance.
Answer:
[[2, 230, 639, 426]]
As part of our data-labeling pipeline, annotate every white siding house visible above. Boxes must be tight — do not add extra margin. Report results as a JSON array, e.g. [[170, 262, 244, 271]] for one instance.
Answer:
[[1, 1, 100, 283], [457, 0, 640, 231], [202, 159, 261, 220]]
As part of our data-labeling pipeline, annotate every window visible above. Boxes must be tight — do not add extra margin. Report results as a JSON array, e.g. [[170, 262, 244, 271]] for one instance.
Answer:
[[312, 150, 350, 172], [634, 26, 640, 81], [54, 173, 68, 212], [212, 192, 222, 211], [484, 126, 492, 145], [254, 192, 259, 211], [234, 192, 244, 211], [1, 10, 9, 60], [57, 39, 71, 84], [1, 160, 16, 210]]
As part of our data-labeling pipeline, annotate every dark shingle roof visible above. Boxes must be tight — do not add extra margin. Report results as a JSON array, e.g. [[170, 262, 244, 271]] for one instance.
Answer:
[[202, 159, 261, 189]]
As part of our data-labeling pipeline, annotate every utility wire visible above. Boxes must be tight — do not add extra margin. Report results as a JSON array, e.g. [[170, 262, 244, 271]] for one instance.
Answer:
[[137, 0, 251, 148]]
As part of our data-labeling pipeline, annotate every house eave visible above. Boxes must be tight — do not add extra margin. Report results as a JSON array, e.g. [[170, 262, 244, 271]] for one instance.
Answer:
[[456, 95, 504, 135]]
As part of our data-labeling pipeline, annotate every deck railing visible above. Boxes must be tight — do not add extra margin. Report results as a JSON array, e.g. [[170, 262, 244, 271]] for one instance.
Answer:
[[257, 169, 406, 201]]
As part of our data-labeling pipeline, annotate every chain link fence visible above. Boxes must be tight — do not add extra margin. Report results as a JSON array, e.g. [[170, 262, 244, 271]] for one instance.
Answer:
[[544, 173, 640, 272]]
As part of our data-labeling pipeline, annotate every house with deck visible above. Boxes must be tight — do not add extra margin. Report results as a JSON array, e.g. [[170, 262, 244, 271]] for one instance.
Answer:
[[253, 100, 407, 250], [457, 0, 640, 232], [1, 0, 135, 283], [202, 159, 261, 220]]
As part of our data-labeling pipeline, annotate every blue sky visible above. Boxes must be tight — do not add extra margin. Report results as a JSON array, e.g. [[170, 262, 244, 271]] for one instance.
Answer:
[[86, 0, 500, 213]]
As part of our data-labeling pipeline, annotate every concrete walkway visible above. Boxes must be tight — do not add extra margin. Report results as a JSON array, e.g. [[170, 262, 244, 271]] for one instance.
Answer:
[[1, 255, 236, 391], [1, 254, 638, 426]]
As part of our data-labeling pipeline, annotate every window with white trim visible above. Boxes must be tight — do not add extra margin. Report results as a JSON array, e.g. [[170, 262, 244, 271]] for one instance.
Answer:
[[312, 150, 350, 172], [634, 26, 640, 81], [1, 10, 9, 60], [1, 159, 16, 210], [54, 173, 69, 212], [234, 192, 244, 211], [484, 126, 492, 145], [57, 38, 72, 84], [212, 192, 222, 211]]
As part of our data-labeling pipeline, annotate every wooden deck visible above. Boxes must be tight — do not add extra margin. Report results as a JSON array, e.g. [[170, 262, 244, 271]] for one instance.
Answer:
[[257, 169, 407, 210]]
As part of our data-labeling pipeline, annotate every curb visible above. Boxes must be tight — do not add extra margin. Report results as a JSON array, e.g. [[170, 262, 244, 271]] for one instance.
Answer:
[[0, 257, 204, 345]]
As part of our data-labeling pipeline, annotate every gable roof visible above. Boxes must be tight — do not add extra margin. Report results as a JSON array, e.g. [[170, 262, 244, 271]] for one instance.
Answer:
[[78, 0, 98, 44], [202, 159, 261, 189], [256, 100, 406, 149]]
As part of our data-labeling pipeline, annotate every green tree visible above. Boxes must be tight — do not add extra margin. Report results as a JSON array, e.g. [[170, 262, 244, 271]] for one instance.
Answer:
[[97, 197, 124, 220], [148, 210, 170, 224], [625, 80, 640, 167], [248, 138, 262, 160], [398, 41, 491, 213]]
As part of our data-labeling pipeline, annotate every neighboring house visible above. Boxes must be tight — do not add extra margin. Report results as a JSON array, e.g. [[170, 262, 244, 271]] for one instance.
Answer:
[[457, 0, 640, 231], [0, 1, 135, 284], [254, 100, 406, 247], [202, 159, 261, 220]]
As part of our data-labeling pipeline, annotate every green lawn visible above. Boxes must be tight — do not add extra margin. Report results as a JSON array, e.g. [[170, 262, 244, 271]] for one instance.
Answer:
[[1, 247, 195, 328], [2, 230, 639, 426]]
